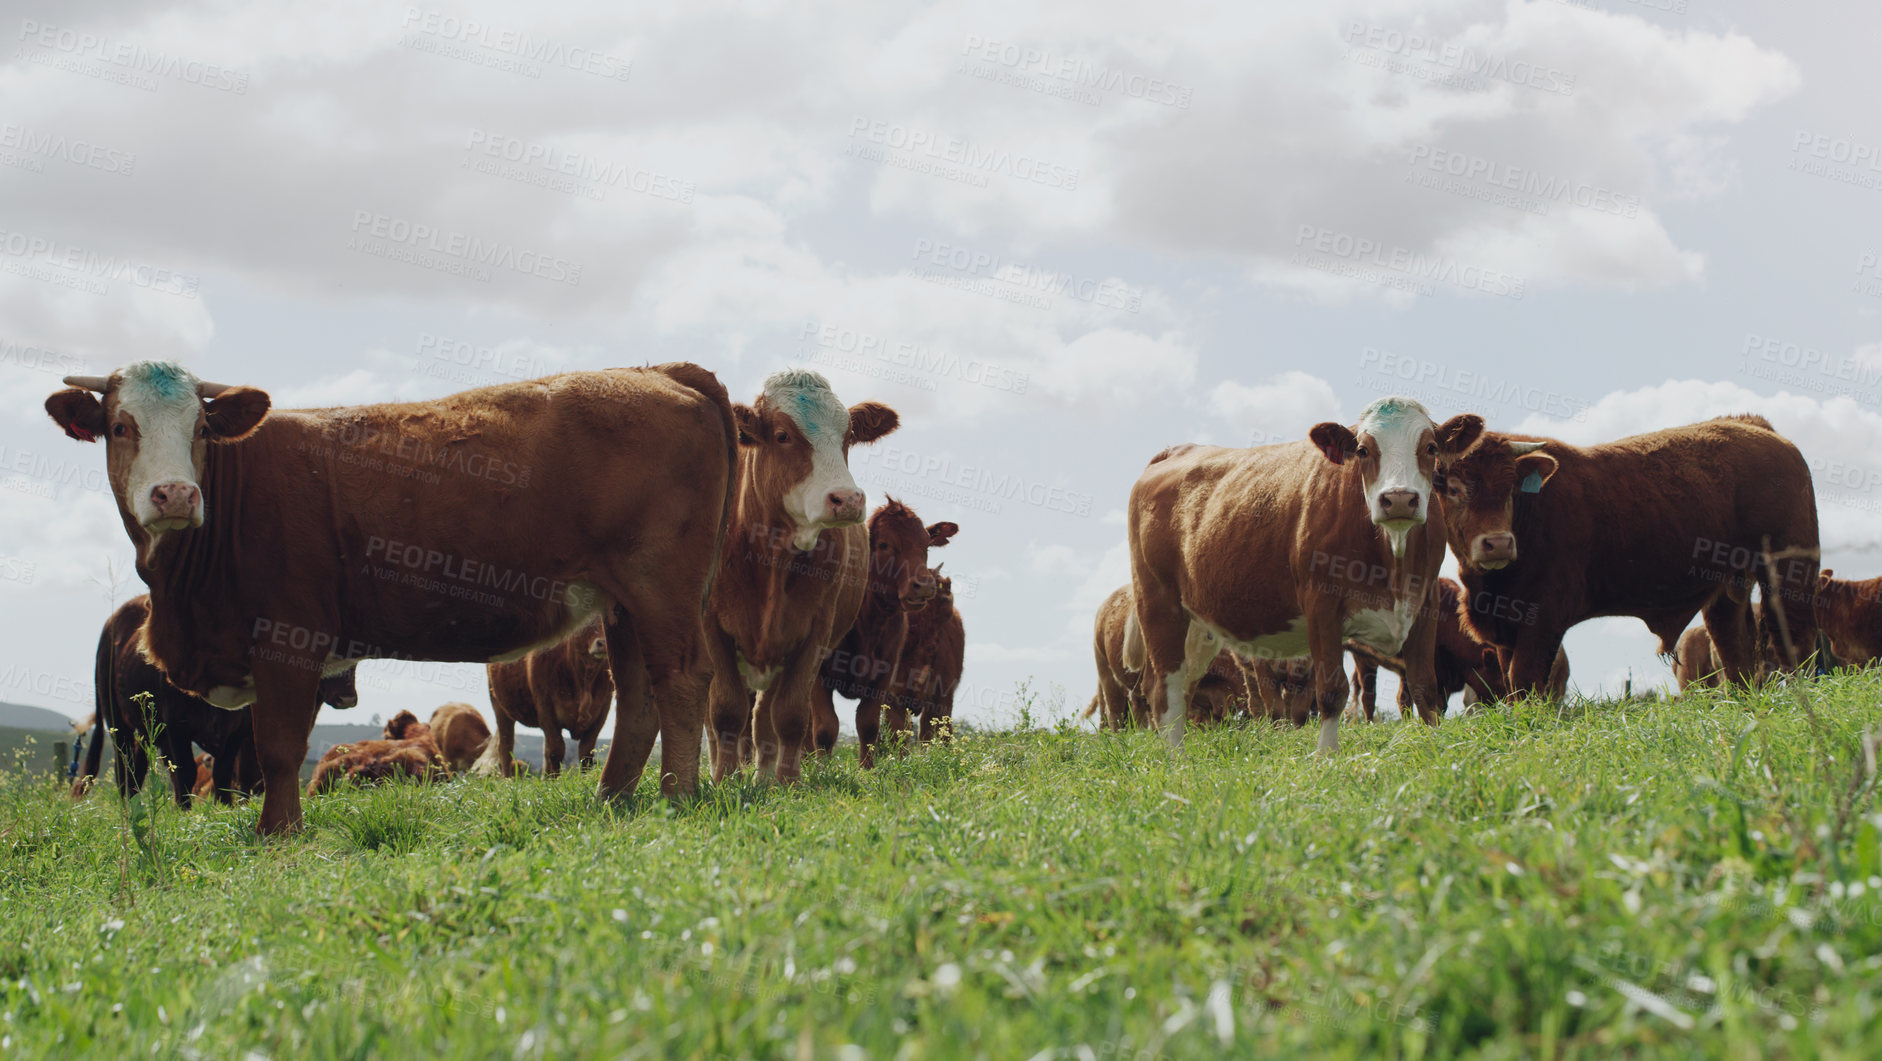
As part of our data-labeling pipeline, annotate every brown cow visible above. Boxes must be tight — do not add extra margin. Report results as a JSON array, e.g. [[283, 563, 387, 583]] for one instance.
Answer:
[[47, 360, 736, 833], [890, 571, 965, 743], [704, 370, 898, 783], [190, 754, 215, 801], [306, 715, 447, 794], [478, 616, 613, 777], [1435, 417, 1819, 694], [1814, 569, 1882, 666], [429, 702, 493, 773], [74, 594, 358, 807], [1089, 584, 1247, 728], [1672, 625, 1724, 691], [1127, 399, 1484, 753], [1245, 657, 1314, 725], [1346, 578, 1570, 717], [811, 500, 956, 767]]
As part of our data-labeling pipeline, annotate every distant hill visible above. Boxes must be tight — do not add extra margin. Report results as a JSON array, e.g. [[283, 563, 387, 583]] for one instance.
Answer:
[[0, 701, 83, 732]]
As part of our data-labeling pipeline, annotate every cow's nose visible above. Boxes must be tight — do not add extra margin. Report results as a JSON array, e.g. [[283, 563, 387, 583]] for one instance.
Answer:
[[1377, 489, 1420, 520], [1477, 533, 1516, 562], [148, 481, 200, 519], [826, 488, 865, 523], [589, 638, 608, 660]]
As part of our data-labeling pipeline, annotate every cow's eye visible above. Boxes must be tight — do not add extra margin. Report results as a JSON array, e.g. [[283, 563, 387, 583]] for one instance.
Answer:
[[111, 423, 128, 438], [774, 431, 790, 444], [1425, 443, 1438, 456], [199, 424, 212, 439], [1354, 445, 1368, 458]]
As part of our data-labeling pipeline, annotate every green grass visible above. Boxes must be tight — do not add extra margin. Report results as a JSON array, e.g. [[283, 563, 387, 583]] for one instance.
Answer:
[[2, 675, 1880, 1060]]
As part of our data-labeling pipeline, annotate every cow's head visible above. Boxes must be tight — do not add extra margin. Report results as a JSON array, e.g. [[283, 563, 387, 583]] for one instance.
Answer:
[[1309, 397, 1483, 557], [317, 667, 360, 710], [382, 710, 428, 741], [587, 624, 609, 661], [1434, 431, 1559, 571], [866, 499, 957, 609], [733, 370, 897, 552], [45, 362, 270, 539]]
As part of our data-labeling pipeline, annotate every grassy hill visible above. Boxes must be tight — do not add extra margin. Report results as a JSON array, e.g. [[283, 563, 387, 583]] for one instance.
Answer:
[[2, 675, 1879, 1058], [0, 701, 82, 732]]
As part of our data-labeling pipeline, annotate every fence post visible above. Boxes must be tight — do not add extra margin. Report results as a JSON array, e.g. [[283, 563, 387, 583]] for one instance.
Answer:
[[54, 741, 69, 782]]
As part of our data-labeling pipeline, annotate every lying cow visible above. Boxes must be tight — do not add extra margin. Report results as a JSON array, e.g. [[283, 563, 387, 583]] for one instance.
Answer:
[[1814, 569, 1882, 666], [1346, 578, 1570, 718], [429, 702, 494, 773], [1127, 400, 1484, 752], [704, 370, 897, 783], [306, 711, 447, 794], [1089, 584, 1247, 728], [1436, 416, 1819, 693], [480, 616, 613, 777], [48, 360, 736, 833], [890, 571, 965, 743], [811, 500, 956, 767], [75, 593, 358, 807]]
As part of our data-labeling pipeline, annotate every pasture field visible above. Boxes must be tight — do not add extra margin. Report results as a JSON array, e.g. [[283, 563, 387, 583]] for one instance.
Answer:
[[2, 678, 1881, 1060]]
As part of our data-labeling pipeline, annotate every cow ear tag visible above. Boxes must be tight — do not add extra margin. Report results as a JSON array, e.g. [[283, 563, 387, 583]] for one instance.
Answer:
[[1520, 472, 1543, 494]]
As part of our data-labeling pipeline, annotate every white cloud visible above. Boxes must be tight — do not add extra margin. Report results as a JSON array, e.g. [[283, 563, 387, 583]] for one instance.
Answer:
[[1209, 370, 1341, 444]]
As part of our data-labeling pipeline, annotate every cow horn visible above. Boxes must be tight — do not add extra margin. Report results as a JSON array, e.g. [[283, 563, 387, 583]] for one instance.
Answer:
[[930, 562, 945, 577], [195, 380, 235, 399], [63, 375, 110, 392], [1508, 440, 1547, 455]]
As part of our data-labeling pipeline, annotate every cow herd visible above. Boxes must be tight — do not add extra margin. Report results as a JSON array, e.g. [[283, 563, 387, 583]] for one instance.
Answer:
[[38, 362, 1882, 837]]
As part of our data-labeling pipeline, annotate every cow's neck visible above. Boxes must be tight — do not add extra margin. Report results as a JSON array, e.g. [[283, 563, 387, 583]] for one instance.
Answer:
[[133, 440, 243, 679]]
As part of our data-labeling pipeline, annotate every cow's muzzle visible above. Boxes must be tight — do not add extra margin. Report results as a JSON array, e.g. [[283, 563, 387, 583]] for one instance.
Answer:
[[146, 480, 202, 530], [1376, 489, 1421, 523], [1471, 532, 1517, 570]]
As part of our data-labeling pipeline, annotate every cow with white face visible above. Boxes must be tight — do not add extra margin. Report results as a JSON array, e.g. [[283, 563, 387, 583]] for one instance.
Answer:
[[46, 363, 271, 540], [1126, 397, 1482, 754], [705, 370, 899, 782]]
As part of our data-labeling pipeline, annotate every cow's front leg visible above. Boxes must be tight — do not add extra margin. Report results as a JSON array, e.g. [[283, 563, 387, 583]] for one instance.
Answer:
[[1307, 607, 1350, 755], [249, 659, 322, 836]]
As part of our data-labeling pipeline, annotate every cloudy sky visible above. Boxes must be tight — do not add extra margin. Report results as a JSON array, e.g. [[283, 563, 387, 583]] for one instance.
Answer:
[[3, 0, 1878, 734]]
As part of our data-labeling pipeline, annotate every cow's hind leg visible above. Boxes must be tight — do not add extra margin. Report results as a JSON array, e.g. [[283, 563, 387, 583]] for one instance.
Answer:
[[1701, 594, 1755, 686], [1759, 549, 1820, 673], [161, 725, 196, 808], [596, 607, 657, 799], [541, 727, 568, 778], [809, 678, 840, 757]]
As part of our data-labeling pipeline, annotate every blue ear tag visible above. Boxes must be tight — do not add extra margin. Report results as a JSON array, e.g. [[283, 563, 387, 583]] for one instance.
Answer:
[[1521, 472, 1543, 494]]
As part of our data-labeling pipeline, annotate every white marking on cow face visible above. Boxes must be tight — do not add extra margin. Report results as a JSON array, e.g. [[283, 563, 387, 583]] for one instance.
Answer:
[[1354, 397, 1438, 558], [765, 371, 864, 551], [113, 362, 209, 533]]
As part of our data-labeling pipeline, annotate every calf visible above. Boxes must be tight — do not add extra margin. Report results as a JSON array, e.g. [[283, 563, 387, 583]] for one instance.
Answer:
[[704, 370, 898, 783], [479, 616, 613, 777], [74, 594, 358, 807], [890, 572, 966, 743], [1672, 625, 1724, 691], [306, 725, 447, 794], [1345, 578, 1569, 717], [47, 360, 736, 833], [1436, 417, 1819, 693], [811, 501, 956, 767], [1127, 399, 1484, 752], [429, 702, 493, 773], [1091, 584, 1248, 728]]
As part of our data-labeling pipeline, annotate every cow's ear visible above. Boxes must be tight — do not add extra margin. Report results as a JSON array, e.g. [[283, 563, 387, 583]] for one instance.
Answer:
[[1435, 414, 1484, 455], [46, 388, 106, 442], [1514, 452, 1559, 493], [927, 521, 959, 547], [847, 401, 899, 446], [1308, 422, 1356, 465], [204, 386, 270, 442], [732, 404, 761, 446]]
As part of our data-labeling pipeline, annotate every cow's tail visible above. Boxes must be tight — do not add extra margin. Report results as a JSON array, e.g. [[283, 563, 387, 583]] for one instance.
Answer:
[[1121, 609, 1146, 673], [653, 362, 739, 620], [74, 614, 116, 798], [1080, 695, 1099, 720]]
